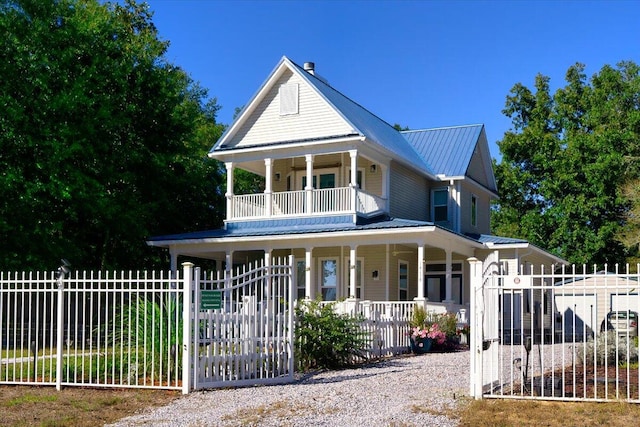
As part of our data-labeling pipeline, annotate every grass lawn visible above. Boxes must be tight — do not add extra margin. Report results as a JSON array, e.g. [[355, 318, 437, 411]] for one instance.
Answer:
[[2, 386, 640, 426]]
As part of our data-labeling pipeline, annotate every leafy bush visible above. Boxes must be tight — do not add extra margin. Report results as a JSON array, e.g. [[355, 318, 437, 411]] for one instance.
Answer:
[[577, 331, 639, 366], [294, 299, 370, 370], [410, 305, 428, 328]]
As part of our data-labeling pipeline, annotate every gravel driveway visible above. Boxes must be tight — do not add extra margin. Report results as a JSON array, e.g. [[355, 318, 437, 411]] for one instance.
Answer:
[[107, 350, 470, 427]]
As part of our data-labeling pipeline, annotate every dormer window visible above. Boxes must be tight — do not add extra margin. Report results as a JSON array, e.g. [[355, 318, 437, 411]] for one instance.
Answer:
[[432, 188, 448, 222], [279, 83, 298, 115], [471, 195, 478, 227]]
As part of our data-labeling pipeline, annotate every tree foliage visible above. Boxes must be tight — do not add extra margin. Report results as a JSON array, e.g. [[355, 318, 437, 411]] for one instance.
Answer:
[[0, 0, 226, 270], [493, 61, 640, 266]]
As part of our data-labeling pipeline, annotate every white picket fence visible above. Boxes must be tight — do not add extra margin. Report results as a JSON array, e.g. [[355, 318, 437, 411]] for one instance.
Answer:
[[470, 261, 640, 403]]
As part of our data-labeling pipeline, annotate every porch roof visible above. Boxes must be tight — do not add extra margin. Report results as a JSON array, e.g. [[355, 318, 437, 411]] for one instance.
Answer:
[[148, 217, 442, 243], [147, 218, 483, 247]]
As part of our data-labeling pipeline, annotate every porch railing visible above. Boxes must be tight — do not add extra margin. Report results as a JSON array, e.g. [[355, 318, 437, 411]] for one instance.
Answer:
[[229, 187, 387, 221]]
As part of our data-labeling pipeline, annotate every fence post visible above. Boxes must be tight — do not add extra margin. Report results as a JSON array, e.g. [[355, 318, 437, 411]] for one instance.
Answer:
[[182, 262, 194, 395], [468, 257, 483, 399], [55, 271, 64, 391]]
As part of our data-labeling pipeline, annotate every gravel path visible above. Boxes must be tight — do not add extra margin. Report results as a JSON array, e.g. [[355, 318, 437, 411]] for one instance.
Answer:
[[107, 350, 470, 427]]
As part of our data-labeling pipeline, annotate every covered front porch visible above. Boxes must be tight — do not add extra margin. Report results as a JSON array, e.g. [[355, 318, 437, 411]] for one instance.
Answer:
[[150, 223, 483, 324]]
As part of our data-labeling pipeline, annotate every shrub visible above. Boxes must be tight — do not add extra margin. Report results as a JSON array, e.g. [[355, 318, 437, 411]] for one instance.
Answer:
[[294, 299, 370, 370], [410, 306, 428, 328], [577, 331, 639, 366]]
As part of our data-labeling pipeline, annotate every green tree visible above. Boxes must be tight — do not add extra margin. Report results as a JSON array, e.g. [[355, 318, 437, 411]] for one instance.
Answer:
[[493, 62, 640, 266], [0, 0, 225, 270]]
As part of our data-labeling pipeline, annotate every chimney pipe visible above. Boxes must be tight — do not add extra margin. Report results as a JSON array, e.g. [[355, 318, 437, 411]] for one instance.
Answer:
[[303, 62, 315, 75]]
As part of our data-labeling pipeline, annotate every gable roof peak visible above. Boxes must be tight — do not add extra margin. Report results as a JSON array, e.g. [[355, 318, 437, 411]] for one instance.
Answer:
[[402, 123, 484, 134]]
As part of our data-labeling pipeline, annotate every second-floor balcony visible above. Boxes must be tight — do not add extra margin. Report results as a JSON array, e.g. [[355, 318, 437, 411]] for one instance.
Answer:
[[227, 187, 387, 221]]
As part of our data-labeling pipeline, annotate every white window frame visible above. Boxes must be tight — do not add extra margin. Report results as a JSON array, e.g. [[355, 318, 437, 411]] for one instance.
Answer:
[[295, 167, 340, 190], [318, 257, 338, 301], [398, 260, 409, 301], [471, 194, 478, 227], [295, 258, 306, 300], [432, 187, 449, 223]]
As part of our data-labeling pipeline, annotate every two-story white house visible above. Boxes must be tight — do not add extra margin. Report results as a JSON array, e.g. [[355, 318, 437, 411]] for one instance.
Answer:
[[147, 56, 563, 317]]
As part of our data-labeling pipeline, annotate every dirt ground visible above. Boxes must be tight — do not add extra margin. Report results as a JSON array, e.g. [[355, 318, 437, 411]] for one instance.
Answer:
[[0, 386, 179, 427]]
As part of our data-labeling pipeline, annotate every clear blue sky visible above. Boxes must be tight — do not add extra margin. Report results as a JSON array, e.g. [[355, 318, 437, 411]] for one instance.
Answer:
[[146, 0, 640, 161]]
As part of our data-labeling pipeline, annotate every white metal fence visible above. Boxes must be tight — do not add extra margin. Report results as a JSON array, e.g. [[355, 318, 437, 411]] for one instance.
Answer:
[[0, 259, 296, 393], [0, 269, 183, 391], [470, 260, 640, 403]]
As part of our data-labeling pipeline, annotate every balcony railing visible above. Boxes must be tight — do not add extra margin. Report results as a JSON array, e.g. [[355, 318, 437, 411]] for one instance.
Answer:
[[228, 187, 387, 221]]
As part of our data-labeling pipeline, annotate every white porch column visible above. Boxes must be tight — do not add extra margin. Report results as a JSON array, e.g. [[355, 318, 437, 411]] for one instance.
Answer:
[[225, 251, 233, 273], [444, 249, 453, 303], [264, 158, 273, 216], [169, 250, 178, 273], [385, 244, 390, 300], [349, 246, 357, 299], [349, 150, 358, 186], [224, 251, 233, 309], [415, 244, 426, 301], [305, 154, 314, 214], [349, 150, 358, 213], [450, 180, 461, 233], [305, 248, 313, 299], [225, 162, 234, 220]]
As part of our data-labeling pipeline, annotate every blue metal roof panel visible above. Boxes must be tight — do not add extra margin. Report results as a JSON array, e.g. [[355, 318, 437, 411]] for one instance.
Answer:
[[287, 59, 436, 175], [467, 234, 529, 245], [148, 217, 435, 242], [402, 125, 483, 176]]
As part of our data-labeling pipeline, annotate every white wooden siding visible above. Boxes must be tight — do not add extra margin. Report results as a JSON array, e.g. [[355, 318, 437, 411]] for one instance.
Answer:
[[388, 162, 428, 221], [459, 181, 491, 235], [466, 146, 492, 189], [227, 70, 354, 148]]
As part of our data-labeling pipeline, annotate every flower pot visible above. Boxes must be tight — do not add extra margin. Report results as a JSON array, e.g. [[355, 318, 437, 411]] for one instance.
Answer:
[[410, 337, 432, 354]]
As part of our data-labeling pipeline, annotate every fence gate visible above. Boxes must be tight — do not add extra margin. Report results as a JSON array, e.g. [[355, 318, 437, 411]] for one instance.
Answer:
[[471, 261, 640, 403], [188, 255, 295, 390]]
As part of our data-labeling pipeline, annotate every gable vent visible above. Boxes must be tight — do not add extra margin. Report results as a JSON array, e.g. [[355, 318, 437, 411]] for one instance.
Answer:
[[279, 83, 299, 116]]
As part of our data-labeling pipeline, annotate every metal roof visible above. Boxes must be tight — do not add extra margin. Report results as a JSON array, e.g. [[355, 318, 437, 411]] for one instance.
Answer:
[[147, 217, 436, 242], [402, 124, 484, 177], [287, 59, 436, 175], [467, 234, 529, 245], [210, 56, 435, 176]]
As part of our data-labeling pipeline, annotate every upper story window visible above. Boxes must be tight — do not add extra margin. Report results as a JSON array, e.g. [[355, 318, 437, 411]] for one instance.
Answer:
[[279, 83, 299, 115], [471, 195, 478, 227], [432, 188, 448, 222]]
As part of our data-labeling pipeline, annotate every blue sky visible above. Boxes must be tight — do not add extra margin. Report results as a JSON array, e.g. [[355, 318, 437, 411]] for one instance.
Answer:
[[146, 0, 640, 161]]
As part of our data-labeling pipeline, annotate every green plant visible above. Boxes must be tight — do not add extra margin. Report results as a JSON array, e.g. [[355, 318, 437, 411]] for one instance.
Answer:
[[410, 305, 428, 328], [95, 294, 182, 380], [294, 299, 370, 370], [577, 331, 639, 366]]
